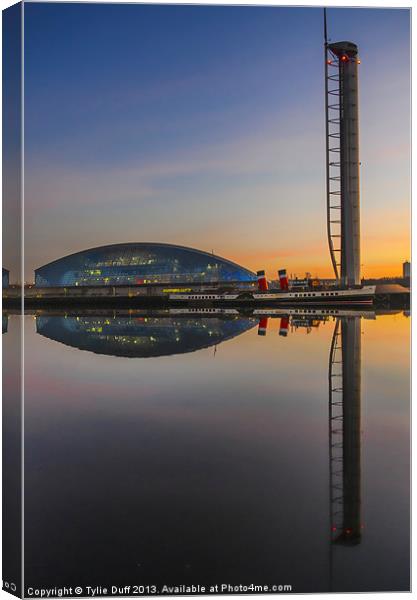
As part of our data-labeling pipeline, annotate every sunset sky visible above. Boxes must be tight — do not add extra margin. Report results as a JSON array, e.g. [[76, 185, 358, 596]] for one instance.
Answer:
[[18, 3, 410, 282]]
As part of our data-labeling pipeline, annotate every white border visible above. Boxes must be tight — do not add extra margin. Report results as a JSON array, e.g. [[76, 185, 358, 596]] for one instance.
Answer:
[[0, 2, 412, 600]]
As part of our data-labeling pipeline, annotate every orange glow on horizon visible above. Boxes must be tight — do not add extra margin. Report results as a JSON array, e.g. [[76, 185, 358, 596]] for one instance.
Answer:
[[229, 252, 410, 281], [225, 220, 410, 280]]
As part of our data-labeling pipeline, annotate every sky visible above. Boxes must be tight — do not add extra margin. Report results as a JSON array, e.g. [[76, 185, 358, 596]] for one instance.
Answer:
[[13, 3, 412, 281]]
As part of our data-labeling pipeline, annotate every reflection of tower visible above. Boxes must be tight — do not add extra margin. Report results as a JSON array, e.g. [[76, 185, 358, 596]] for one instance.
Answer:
[[325, 10, 361, 286], [329, 317, 362, 548]]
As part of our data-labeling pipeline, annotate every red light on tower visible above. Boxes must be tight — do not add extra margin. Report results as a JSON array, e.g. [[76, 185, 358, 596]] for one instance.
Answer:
[[341, 55, 348, 62], [357, 59, 361, 64]]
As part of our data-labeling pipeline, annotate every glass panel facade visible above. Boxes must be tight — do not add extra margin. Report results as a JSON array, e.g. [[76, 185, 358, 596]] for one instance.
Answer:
[[35, 244, 257, 287]]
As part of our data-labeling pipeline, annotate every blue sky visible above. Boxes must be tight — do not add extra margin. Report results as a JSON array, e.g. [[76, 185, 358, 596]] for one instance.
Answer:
[[20, 3, 410, 281]]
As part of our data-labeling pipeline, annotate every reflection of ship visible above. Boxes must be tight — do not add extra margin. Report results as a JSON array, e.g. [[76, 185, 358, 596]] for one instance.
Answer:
[[35, 314, 256, 358], [250, 308, 378, 337]]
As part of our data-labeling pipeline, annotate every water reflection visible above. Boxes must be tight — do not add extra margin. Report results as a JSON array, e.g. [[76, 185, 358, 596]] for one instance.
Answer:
[[329, 317, 362, 547], [254, 313, 364, 550], [35, 312, 256, 358], [34, 307, 379, 357], [2, 309, 409, 592], [34, 310, 367, 569]]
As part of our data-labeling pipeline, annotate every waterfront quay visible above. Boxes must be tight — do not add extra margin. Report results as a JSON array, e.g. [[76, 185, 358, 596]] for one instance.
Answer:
[[4, 281, 251, 309], [3, 281, 410, 309]]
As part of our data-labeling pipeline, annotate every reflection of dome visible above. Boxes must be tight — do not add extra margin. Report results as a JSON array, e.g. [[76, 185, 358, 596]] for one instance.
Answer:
[[36, 314, 256, 358], [35, 243, 256, 287]]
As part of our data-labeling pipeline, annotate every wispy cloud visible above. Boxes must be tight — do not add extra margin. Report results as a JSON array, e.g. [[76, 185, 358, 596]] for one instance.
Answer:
[[25, 122, 322, 210]]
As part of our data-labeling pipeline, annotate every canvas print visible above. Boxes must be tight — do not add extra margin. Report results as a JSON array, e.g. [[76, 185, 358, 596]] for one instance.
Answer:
[[2, 2, 410, 597]]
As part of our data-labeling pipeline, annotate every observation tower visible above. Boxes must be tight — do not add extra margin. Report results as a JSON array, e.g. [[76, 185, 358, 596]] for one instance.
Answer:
[[324, 13, 361, 287]]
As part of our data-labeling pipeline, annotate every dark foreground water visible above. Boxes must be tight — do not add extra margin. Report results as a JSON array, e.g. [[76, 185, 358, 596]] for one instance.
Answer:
[[3, 310, 410, 594]]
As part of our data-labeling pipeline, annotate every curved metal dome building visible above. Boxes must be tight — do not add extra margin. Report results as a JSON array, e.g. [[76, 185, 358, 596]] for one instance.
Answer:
[[34, 243, 256, 287]]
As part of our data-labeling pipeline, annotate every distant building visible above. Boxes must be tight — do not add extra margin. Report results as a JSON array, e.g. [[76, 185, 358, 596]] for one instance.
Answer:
[[34, 243, 257, 287], [2, 268, 9, 288], [403, 261, 411, 280]]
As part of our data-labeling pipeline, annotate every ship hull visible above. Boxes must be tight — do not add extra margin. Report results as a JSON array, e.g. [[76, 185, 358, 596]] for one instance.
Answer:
[[169, 286, 376, 306]]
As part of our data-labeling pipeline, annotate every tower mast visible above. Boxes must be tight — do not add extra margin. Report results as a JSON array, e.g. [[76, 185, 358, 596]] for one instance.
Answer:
[[324, 11, 361, 286]]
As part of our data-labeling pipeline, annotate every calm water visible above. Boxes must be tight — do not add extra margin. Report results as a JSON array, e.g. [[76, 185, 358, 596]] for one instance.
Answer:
[[3, 310, 410, 594]]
